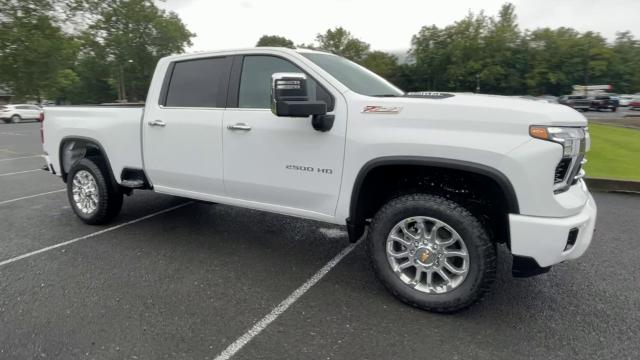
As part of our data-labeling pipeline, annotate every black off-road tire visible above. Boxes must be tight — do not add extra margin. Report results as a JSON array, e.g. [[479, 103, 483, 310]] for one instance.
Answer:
[[66, 157, 123, 225], [366, 194, 496, 313]]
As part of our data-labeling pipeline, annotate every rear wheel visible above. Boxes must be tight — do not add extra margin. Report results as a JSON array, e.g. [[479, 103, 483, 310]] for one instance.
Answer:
[[10, 115, 21, 123], [367, 194, 496, 313], [67, 157, 123, 224]]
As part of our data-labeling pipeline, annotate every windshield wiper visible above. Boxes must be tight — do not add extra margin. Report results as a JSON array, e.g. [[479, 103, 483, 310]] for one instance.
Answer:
[[371, 94, 402, 97]]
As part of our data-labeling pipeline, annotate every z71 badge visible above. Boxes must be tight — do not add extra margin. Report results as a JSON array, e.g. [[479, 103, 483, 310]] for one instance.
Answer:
[[362, 105, 403, 114]]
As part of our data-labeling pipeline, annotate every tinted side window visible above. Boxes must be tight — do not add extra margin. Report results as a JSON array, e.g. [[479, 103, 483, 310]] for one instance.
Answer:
[[238, 56, 332, 110], [165, 57, 230, 108]]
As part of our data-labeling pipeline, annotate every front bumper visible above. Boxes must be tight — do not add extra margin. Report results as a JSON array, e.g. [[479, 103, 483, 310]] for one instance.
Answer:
[[509, 190, 597, 268]]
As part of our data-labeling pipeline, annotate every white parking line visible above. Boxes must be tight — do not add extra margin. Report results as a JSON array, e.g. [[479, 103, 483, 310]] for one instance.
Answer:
[[0, 202, 193, 268], [0, 155, 42, 162], [0, 189, 65, 206], [213, 241, 360, 360], [0, 169, 42, 177]]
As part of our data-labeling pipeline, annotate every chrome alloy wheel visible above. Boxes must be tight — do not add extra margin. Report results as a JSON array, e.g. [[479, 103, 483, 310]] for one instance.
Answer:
[[72, 170, 99, 215], [386, 216, 469, 294]]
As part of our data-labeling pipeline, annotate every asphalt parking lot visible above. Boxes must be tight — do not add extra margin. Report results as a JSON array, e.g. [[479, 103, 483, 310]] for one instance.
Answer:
[[1, 121, 639, 360], [584, 106, 640, 129]]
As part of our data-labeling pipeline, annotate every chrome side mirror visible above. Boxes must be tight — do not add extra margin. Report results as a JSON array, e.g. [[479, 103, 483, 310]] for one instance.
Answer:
[[271, 72, 326, 117]]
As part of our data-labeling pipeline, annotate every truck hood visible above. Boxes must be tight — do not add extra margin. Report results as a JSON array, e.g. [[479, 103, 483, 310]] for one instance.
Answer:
[[363, 92, 588, 128]]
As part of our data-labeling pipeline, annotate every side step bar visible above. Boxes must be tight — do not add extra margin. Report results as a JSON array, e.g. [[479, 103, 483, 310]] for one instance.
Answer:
[[120, 179, 145, 188]]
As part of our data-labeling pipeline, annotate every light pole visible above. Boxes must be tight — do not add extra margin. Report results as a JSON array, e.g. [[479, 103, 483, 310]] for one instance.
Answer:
[[119, 59, 134, 103], [476, 74, 481, 94]]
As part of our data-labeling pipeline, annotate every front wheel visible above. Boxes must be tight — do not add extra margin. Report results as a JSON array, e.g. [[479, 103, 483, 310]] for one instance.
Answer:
[[367, 194, 496, 313], [67, 157, 123, 225], [10, 115, 21, 123]]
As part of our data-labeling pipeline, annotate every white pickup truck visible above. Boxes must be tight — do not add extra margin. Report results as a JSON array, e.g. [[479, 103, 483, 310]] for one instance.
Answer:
[[42, 47, 597, 312]]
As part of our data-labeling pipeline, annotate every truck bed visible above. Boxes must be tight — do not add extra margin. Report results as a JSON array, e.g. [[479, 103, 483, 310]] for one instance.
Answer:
[[43, 106, 145, 180]]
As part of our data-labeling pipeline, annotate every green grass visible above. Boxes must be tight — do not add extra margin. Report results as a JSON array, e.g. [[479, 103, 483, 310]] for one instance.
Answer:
[[584, 123, 640, 181]]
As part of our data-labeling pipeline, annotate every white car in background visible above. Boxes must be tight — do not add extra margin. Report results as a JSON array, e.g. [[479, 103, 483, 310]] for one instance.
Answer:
[[618, 95, 636, 107], [0, 104, 44, 123]]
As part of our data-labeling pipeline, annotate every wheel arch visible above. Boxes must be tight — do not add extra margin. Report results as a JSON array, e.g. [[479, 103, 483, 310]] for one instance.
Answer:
[[59, 136, 117, 185], [347, 156, 520, 242]]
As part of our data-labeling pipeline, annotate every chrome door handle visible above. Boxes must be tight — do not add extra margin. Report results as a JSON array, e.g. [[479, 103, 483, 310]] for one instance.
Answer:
[[148, 119, 166, 127], [227, 123, 252, 131]]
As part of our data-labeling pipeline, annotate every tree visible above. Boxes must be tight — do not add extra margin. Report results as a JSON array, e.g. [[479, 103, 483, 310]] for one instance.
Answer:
[[410, 11, 489, 92], [0, 0, 78, 101], [256, 35, 295, 48], [608, 32, 640, 93], [315, 27, 370, 62], [84, 0, 195, 102], [481, 3, 527, 94], [0, 0, 194, 103], [362, 51, 399, 80]]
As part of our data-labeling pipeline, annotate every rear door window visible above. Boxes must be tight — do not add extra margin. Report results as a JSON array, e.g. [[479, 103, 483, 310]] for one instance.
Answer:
[[164, 57, 231, 108]]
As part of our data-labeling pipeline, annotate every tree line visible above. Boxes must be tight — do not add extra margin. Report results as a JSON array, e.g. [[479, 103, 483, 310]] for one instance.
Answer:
[[2, 2, 639, 104], [259, 3, 640, 96], [0, 0, 193, 104]]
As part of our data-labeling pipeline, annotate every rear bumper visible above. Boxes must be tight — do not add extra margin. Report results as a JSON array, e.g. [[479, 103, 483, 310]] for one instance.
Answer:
[[509, 192, 597, 268]]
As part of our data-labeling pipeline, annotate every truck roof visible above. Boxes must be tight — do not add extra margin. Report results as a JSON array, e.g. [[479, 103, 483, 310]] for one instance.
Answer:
[[162, 47, 333, 62]]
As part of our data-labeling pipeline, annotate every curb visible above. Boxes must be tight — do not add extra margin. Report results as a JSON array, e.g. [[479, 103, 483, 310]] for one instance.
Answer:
[[585, 178, 640, 194]]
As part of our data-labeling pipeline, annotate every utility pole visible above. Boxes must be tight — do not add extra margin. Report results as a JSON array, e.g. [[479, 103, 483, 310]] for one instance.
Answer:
[[583, 39, 591, 97], [119, 65, 126, 102], [476, 74, 481, 93], [119, 59, 134, 103]]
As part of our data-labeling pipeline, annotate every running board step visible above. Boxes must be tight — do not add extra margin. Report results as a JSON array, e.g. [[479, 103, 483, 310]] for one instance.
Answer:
[[120, 179, 145, 188]]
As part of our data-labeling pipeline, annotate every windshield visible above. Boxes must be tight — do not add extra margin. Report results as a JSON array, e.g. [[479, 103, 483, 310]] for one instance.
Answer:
[[301, 52, 404, 97]]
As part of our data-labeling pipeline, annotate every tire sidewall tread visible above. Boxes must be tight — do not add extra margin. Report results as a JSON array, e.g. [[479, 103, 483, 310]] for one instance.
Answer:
[[367, 193, 496, 313], [66, 158, 123, 225]]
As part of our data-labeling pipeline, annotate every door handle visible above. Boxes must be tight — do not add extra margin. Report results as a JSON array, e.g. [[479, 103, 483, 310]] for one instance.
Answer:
[[227, 123, 252, 131], [148, 119, 166, 127]]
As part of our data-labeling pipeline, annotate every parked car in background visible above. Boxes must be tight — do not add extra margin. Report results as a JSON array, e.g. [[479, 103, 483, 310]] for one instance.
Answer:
[[558, 95, 591, 111], [0, 104, 44, 123], [629, 99, 640, 110], [618, 95, 636, 106], [589, 95, 618, 112], [517, 95, 548, 103], [537, 95, 559, 104]]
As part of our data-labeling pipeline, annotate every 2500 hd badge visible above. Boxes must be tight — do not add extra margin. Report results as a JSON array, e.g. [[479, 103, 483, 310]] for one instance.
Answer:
[[285, 164, 333, 174]]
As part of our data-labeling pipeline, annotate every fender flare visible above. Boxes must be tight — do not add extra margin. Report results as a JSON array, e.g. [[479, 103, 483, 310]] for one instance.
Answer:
[[346, 156, 520, 241], [58, 136, 117, 185]]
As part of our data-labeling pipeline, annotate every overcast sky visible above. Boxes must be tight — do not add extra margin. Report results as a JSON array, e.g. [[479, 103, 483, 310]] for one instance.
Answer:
[[158, 0, 640, 52]]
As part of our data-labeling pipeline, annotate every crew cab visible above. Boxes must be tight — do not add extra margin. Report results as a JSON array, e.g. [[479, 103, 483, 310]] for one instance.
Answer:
[[41, 48, 597, 312]]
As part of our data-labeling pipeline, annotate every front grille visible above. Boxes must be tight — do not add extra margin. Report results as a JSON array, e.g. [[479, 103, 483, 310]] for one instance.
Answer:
[[554, 158, 572, 184]]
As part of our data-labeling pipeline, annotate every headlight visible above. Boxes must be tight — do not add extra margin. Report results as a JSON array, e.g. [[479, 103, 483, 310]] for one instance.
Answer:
[[529, 126, 586, 158], [530, 125, 589, 192]]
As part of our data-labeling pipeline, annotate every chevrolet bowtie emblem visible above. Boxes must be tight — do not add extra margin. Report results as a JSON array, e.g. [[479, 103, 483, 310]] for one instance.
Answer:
[[419, 251, 430, 263]]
